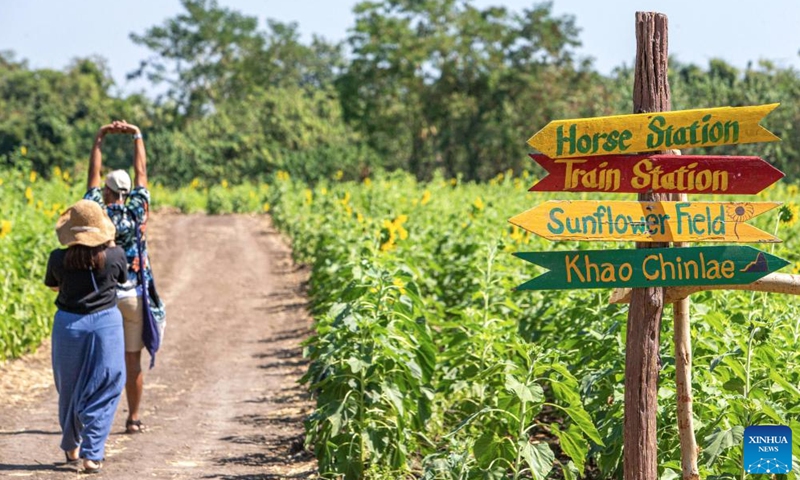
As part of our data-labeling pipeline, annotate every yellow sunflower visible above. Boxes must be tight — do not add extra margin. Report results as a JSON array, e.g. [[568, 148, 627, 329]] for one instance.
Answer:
[[0, 220, 11, 238], [778, 203, 799, 227]]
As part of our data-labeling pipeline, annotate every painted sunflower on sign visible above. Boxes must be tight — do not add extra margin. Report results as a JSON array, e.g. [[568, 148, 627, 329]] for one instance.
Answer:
[[726, 202, 755, 239]]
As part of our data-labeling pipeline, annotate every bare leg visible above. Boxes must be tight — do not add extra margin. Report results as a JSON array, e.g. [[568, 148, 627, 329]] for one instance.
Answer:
[[124, 351, 144, 432]]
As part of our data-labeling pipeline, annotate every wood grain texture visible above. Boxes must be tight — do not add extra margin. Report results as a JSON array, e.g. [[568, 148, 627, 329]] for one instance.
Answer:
[[671, 189, 700, 480], [626, 11, 670, 480]]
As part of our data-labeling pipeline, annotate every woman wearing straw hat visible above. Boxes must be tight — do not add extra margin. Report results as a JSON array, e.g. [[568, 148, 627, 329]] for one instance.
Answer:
[[44, 199, 128, 474]]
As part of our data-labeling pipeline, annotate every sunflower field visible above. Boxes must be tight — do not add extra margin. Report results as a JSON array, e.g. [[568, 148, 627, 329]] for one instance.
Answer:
[[0, 162, 78, 359], [4, 165, 800, 479], [262, 171, 800, 479]]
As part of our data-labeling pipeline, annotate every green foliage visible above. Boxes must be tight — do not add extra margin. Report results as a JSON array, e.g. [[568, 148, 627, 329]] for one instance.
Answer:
[[123, 0, 370, 186], [145, 87, 373, 186], [264, 171, 800, 479], [0, 166, 80, 360], [302, 265, 434, 479], [5, 1, 800, 477], [6, 167, 800, 479], [265, 172, 618, 478], [205, 186, 234, 215], [670, 58, 800, 180], [339, 0, 606, 181], [129, 0, 341, 116], [4, 0, 800, 186], [0, 52, 152, 175], [129, 0, 267, 116]]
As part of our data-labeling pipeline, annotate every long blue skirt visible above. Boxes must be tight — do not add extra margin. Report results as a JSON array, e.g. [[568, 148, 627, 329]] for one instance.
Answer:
[[51, 307, 125, 461]]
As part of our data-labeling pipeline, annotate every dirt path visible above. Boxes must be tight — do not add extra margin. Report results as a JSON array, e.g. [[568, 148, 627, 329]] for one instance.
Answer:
[[0, 213, 318, 479]]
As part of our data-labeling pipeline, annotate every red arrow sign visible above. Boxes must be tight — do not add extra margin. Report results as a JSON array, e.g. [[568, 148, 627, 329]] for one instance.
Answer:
[[529, 154, 784, 195]]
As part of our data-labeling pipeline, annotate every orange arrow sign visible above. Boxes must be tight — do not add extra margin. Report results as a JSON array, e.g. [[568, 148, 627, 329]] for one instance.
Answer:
[[509, 201, 781, 243]]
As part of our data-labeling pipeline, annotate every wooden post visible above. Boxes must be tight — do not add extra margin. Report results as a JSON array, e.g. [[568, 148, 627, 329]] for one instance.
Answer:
[[625, 12, 670, 479], [672, 190, 700, 480]]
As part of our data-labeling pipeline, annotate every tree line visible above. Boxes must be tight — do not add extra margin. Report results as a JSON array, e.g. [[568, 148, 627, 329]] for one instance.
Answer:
[[2, 0, 799, 186]]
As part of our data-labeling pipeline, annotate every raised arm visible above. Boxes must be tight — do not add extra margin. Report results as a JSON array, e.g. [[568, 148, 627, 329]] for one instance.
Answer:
[[87, 127, 107, 190], [133, 125, 147, 188], [116, 120, 147, 188], [87, 122, 123, 190]]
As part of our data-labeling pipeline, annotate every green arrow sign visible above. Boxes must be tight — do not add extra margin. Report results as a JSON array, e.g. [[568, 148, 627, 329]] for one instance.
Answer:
[[514, 246, 788, 291]]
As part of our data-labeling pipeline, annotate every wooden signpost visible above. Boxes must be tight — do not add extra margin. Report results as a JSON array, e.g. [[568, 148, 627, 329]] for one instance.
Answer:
[[509, 200, 781, 243], [513, 246, 788, 291], [627, 14, 671, 478], [509, 12, 790, 480], [529, 153, 784, 194], [527, 104, 780, 158]]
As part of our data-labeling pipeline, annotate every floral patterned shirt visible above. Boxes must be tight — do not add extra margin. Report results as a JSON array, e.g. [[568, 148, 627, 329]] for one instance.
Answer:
[[84, 186, 152, 290]]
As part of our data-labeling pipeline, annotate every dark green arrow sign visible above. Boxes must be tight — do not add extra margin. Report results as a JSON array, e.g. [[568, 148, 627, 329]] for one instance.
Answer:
[[514, 246, 788, 291]]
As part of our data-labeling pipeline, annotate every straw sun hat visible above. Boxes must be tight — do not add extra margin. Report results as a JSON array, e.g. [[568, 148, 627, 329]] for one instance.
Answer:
[[56, 200, 116, 247]]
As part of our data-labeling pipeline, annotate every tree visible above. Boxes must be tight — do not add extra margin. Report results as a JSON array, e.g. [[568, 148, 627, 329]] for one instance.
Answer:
[[130, 0, 344, 120], [338, 0, 603, 181], [0, 53, 148, 174]]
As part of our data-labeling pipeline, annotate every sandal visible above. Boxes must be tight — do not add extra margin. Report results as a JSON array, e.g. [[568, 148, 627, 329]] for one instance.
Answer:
[[125, 418, 146, 434], [64, 450, 80, 465], [83, 459, 102, 474]]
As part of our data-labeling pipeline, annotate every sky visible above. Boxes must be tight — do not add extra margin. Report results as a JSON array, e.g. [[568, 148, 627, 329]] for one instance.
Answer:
[[1, 0, 799, 96]]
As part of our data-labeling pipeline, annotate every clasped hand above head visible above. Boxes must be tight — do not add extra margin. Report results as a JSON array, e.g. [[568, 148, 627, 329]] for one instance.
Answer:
[[98, 120, 141, 137]]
